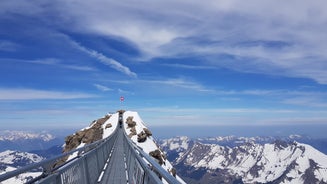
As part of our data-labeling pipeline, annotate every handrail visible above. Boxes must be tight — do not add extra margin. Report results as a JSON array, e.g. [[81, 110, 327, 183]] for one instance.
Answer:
[[122, 125, 180, 184], [0, 122, 118, 183]]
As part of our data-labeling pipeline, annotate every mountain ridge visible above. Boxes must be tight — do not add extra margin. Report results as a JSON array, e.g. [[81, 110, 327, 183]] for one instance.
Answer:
[[160, 136, 327, 184]]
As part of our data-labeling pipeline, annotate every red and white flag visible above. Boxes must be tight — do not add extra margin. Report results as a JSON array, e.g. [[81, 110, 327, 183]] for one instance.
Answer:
[[120, 96, 125, 102]]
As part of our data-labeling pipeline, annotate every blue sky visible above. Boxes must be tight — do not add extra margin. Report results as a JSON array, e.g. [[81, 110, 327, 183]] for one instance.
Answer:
[[1, 0, 327, 137]]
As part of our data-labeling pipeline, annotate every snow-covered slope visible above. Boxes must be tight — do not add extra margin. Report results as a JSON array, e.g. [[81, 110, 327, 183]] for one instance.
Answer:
[[123, 111, 186, 184], [0, 150, 44, 184], [161, 137, 327, 184]]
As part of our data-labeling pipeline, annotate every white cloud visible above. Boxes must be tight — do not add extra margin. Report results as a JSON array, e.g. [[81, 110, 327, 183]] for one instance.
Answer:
[[70, 40, 137, 78], [0, 88, 96, 100], [282, 97, 327, 108], [1, 58, 96, 71], [2, 0, 327, 83], [162, 63, 216, 70], [50, 0, 327, 83], [140, 78, 215, 93], [93, 84, 113, 92], [118, 89, 134, 95]]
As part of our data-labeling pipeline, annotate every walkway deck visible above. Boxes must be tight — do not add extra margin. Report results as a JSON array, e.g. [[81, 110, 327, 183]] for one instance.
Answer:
[[100, 128, 128, 184]]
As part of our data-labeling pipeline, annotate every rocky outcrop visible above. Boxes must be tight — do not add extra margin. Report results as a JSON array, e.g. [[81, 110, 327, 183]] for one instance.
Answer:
[[63, 116, 110, 152], [136, 128, 153, 142], [126, 116, 136, 128], [54, 115, 111, 168], [129, 126, 137, 138], [137, 131, 147, 143], [169, 168, 177, 177], [143, 128, 152, 136], [126, 116, 138, 138], [105, 123, 112, 129], [149, 149, 166, 166]]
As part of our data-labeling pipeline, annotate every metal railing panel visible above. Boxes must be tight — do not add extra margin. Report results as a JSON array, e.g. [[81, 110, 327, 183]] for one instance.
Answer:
[[58, 159, 86, 184], [122, 131, 166, 184], [35, 126, 119, 184]]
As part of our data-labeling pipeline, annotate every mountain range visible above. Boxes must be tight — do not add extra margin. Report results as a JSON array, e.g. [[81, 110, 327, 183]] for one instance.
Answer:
[[159, 136, 327, 184], [0, 131, 63, 153]]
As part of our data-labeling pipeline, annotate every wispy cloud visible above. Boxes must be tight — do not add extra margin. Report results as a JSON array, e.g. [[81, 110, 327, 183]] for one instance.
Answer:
[[137, 107, 327, 126], [118, 88, 134, 95], [282, 97, 327, 108], [1, 58, 96, 71], [93, 84, 113, 92], [0, 40, 20, 52], [3, 1, 327, 83], [162, 63, 216, 70], [41, 0, 327, 84], [140, 78, 215, 93], [0, 88, 96, 100], [70, 40, 137, 78], [31, 58, 96, 71]]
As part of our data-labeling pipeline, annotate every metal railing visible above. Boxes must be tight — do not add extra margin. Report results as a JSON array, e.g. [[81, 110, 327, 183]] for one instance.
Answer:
[[122, 130, 180, 184], [0, 126, 118, 184], [0, 112, 181, 184]]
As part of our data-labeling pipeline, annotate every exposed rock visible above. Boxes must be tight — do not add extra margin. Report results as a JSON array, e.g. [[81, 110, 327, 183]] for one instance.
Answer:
[[137, 131, 147, 143], [63, 133, 82, 153], [169, 168, 177, 177], [105, 123, 112, 129], [90, 120, 96, 126], [97, 114, 111, 125], [130, 126, 136, 134], [82, 127, 103, 144], [57, 115, 111, 168], [128, 133, 136, 138], [129, 127, 137, 138], [126, 116, 136, 128], [143, 128, 152, 137], [149, 149, 165, 165]]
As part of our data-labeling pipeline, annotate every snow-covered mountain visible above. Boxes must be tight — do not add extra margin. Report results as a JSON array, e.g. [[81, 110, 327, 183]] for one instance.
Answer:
[[0, 131, 55, 141], [61, 110, 186, 184], [0, 131, 62, 152], [160, 136, 327, 184], [0, 150, 44, 184]]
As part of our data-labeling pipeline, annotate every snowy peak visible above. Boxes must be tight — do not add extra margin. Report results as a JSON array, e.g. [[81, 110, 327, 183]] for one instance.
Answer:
[[161, 136, 191, 151], [0, 150, 44, 183], [0, 130, 55, 141], [0, 150, 43, 167]]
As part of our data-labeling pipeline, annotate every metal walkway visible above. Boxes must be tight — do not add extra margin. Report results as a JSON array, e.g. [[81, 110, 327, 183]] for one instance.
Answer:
[[100, 128, 128, 183], [0, 110, 181, 184]]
